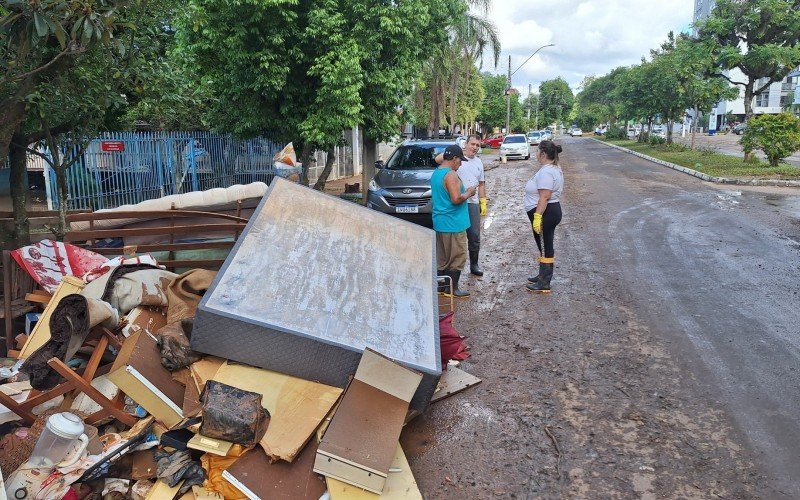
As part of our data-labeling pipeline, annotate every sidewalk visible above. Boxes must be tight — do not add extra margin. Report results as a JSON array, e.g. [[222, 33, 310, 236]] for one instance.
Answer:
[[674, 132, 800, 167]]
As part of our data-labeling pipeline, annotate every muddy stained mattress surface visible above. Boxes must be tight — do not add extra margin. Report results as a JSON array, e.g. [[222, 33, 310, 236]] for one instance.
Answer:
[[191, 178, 440, 409]]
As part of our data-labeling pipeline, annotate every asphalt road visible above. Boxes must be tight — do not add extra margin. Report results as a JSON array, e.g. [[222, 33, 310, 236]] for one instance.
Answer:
[[404, 136, 800, 498], [576, 137, 800, 495]]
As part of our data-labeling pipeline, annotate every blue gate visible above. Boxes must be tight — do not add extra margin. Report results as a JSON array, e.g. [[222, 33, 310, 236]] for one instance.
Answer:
[[48, 131, 284, 210]]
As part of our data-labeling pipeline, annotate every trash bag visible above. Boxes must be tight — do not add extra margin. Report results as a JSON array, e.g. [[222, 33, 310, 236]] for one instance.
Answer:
[[157, 320, 201, 372], [199, 381, 269, 447], [153, 449, 205, 494]]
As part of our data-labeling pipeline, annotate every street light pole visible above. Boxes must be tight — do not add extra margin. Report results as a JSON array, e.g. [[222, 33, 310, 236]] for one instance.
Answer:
[[504, 43, 554, 135], [505, 55, 511, 134], [527, 83, 532, 123]]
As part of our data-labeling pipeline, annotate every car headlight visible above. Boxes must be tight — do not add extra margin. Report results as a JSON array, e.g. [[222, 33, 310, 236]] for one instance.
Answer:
[[368, 179, 379, 192]]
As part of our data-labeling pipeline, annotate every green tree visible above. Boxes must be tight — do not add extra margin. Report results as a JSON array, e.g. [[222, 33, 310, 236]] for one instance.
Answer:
[[740, 113, 800, 166], [179, 0, 444, 187], [698, 0, 800, 124], [476, 72, 522, 132], [537, 78, 574, 129]]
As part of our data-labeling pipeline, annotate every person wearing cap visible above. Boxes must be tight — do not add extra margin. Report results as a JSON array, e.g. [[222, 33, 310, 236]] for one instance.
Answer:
[[436, 134, 488, 277], [432, 144, 476, 298]]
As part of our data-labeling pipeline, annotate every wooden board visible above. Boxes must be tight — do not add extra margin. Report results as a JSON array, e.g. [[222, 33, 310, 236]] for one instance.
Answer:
[[18, 276, 85, 359], [326, 444, 422, 500], [431, 367, 482, 403], [146, 479, 184, 500], [190, 357, 225, 393], [354, 349, 423, 403], [222, 441, 326, 499], [212, 362, 342, 462]]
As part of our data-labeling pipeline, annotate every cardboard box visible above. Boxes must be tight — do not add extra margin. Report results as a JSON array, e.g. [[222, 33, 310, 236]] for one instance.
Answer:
[[108, 330, 185, 428], [314, 349, 422, 494]]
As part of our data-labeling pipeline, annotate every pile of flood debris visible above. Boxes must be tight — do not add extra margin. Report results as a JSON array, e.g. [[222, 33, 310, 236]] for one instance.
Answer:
[[0, 179, 480, 499]]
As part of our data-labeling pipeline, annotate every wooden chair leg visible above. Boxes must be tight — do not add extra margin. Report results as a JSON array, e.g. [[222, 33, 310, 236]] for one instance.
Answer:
[[47, 358, 138, 427], [0, 391, 35, 425]]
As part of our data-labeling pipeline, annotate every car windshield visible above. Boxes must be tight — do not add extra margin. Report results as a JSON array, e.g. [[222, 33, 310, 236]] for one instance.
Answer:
[[384, 145, 449, 170], [528, 132, 541, 137], [504, 136, 526, 144]]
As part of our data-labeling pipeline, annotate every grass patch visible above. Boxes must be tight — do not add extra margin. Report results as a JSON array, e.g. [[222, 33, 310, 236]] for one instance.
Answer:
[[601, 139, 800, 179]]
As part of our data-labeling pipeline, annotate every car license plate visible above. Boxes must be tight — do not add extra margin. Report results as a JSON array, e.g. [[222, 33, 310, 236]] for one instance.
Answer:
[[396, 205, 419, 214]]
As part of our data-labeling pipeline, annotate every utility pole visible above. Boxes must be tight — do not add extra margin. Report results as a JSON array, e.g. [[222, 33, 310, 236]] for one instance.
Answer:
[[505, 55, 511, 134], [526, 83, 532, 125], [504, 44, 555, 135]]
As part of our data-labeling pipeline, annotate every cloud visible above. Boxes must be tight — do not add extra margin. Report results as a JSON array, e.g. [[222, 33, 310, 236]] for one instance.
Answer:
[[481, 0, 693, 95]]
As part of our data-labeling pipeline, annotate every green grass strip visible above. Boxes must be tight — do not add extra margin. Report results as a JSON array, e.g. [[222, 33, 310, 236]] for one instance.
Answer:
[[601, 139, 800, 179]]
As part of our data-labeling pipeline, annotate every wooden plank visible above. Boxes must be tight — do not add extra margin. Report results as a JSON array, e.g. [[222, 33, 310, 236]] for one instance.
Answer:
[[326, 444, 422, 500], [66, 223, 247, 241], [0, 391, 35, 424], [145, 479, 184, 500], [66, 210, 248, 223], [48, 358, 138, 427], [354, 349, 423, 403], [212, 362, 342, 462], [431, 367, 482, 403], [3, 250, 13, 350], [24, 293, 51, 305], [18, 276, 85, 359]]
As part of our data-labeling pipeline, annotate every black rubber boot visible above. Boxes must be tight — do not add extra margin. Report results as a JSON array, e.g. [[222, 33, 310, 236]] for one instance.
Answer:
[[450, 270, 471, 298], [528, 261, 547, 284], [437, 270, 449, 293], [469, 250, 483, 276], [526, 261, 553, 293]]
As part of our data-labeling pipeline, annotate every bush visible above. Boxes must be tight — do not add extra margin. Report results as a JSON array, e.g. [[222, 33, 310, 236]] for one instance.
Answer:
[[740, 113, 800, 166], [648, 135, 666, 146], [605, 127, 627, 140]]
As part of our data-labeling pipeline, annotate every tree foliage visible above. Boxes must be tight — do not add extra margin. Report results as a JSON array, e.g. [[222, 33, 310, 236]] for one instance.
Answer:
[[475, 72, 523, 132], [537, 78, 574, 129], [697, 0, 800, 121], [740, 112, 800, 166]]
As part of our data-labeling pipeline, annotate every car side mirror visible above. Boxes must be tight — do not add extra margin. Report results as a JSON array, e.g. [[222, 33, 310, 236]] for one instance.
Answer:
[[375, 160, 384, 169]]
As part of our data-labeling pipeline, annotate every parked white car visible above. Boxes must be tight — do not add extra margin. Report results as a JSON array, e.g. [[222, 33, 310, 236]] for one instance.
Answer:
[[569, 128, 583, 137], [500, 134, 530, 160]]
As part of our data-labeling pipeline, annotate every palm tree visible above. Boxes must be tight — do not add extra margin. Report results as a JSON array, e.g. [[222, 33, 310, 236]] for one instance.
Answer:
[[417, 0, 500, 137]]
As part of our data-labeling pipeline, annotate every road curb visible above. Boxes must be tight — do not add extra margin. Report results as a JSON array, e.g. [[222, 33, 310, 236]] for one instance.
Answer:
[[592, 138, 800, 188]]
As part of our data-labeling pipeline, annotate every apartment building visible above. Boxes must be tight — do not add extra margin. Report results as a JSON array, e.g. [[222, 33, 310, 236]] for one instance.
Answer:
[[694, 0, 799, 130]]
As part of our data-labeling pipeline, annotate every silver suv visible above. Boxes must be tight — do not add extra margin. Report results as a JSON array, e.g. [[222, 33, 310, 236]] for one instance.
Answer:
[[366, 139, 456, 227]]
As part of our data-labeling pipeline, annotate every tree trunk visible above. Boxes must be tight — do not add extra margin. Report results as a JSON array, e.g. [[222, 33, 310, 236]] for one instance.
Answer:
[[313, 147, 337, 191], [361, 136, 377, 206], [55, 166, 68, 240], [9, 139, 30, 247], [743, 84, 754, 160], [299, 143, 314, 186], [666, 119, 674, 144], [691, 105, 698, 151]]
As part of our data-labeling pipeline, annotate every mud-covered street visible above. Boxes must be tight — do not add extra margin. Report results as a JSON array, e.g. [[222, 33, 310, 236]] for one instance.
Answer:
[[403, 137, 800, 498]]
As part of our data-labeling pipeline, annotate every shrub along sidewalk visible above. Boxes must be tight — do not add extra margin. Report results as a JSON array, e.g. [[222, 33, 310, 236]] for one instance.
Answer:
[[602, 139, 800, 180]]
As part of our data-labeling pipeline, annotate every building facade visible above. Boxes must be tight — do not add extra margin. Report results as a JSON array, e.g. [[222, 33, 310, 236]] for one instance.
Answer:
[[694, 0, 799, 130]]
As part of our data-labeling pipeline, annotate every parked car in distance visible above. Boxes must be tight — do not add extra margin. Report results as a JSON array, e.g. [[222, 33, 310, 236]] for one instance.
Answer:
[[527, 131, 543, 145], [594, 126, 607, 135], [627, 127, 638, 138], [732, 123, 747, 135], [541, 129, 553, 140], [569, 128, 583, 137], [366, 139, 457, 227], [481, 134, 505, 148], [500, 134, 530, 160], [651, 125, 667, 138]]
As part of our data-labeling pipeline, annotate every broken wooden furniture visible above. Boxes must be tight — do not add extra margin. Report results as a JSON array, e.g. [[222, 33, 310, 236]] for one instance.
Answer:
[[2, 207, 251, 352], [0, 327, 137, 427]]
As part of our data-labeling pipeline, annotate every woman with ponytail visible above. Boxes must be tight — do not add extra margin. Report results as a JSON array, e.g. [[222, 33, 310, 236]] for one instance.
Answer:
[[524, 140, 564, 293]]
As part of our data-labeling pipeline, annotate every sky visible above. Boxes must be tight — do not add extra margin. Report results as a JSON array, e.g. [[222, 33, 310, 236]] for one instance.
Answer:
[[482, 0, 695, 97]]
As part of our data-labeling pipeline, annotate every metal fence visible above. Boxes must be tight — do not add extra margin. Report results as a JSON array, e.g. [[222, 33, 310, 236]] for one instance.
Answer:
[[38, 131, 358, 210], [46, 131, 288, 210]]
